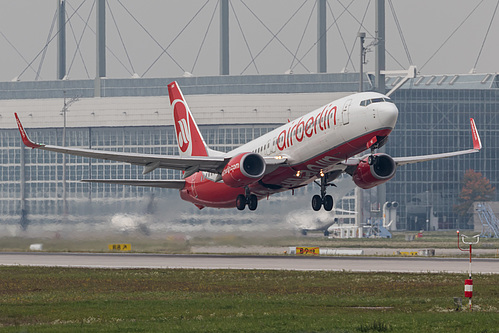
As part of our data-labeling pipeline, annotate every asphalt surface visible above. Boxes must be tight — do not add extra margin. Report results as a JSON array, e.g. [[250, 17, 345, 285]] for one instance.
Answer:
[[1, 252, 498, 274]]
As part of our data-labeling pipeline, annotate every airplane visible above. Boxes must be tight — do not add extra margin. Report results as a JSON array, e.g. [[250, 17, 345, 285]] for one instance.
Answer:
[[14, 81, 482, 211]]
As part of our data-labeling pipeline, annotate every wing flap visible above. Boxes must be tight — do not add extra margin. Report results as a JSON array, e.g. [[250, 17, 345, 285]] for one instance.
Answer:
[[392, 149, 479, 166], [38, 145, 226, 172], [81, 179, 185, 189]]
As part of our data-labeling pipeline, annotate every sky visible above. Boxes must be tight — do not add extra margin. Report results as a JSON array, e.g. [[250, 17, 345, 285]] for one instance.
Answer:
[[0, 0, 498, 82]]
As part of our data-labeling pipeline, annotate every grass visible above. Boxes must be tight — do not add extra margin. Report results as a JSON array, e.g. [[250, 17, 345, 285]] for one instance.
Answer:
[[0, 267, 498, 332]]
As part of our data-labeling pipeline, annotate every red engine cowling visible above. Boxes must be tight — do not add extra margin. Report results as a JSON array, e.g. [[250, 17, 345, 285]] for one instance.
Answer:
[[352, 153, 397, 189], [222, 152, 266, 188]]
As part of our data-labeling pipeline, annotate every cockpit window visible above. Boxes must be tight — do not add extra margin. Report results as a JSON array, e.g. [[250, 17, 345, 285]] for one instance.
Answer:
[[360, 97, 393, 106]]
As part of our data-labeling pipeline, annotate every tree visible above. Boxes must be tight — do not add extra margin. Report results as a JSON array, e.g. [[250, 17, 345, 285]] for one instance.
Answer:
[[455, 169, 496, 216]]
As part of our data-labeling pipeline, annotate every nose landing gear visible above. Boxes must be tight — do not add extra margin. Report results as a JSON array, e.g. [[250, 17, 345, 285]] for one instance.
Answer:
[[367, 135, 388, 165]]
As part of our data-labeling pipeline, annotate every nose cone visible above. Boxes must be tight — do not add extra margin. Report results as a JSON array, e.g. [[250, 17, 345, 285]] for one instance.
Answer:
[[378, 102, 399, 129]]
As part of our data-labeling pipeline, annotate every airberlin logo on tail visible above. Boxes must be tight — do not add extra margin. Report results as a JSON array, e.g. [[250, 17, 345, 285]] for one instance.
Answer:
[[173, 100, 191, 153], [177, 118, 190, 152]]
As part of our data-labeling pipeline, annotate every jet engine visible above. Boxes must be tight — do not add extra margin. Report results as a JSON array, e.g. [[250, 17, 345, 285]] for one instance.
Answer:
[[222, 152, 266, 188], [352, 153, 397, 189]]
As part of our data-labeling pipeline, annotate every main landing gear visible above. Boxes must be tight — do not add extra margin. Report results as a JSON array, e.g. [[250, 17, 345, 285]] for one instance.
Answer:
[[236, 187, 258, 211], [311, 172, 335, 211]]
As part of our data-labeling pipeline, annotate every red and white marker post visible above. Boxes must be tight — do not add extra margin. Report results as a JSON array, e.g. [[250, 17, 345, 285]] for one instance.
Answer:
[[457, 230, 480, 310]]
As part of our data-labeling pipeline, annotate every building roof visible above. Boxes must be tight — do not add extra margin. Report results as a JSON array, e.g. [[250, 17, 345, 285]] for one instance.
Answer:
[[393, 72, 499, 90], [1, 72, 497, 130], [0, 73, 370, 100], [1, 72, 497, 102]]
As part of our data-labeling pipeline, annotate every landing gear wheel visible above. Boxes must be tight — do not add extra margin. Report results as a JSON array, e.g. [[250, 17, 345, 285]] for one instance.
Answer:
[[248, 194, 258, 211], [323, 195, 333, 211], [312, 195, 322, 211], [368, 155, 376, 165], [236, 194, 246, 210]]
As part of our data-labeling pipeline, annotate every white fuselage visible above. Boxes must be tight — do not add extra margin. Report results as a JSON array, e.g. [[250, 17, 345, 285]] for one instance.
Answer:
[[184, 91, 399, 208], [228, 91, 398, 181]]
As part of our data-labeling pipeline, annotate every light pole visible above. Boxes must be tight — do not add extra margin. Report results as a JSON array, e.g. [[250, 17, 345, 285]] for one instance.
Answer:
[[61, 91, 79, 216]]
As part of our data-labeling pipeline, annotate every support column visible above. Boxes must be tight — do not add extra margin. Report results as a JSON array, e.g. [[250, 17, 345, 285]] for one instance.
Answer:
[[95, 0, 106, 97], [375, 0, 386, 215], [355, 187, 364, 231], [317, 0, 327, 73], [20, 144, 28, 231], [375, 0, 385, 93], [220, 0, 229, 75], [57, 0, 66, 80], [358, 32, 366, 92]]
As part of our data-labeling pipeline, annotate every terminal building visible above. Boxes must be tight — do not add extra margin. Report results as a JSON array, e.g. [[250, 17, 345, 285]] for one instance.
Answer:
[[1, 72, 498, 231], [3, 1, 497, 234]]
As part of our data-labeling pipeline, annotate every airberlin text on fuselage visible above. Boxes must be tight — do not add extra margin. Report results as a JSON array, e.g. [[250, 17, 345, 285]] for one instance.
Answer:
[[277, 104, 337, 151]]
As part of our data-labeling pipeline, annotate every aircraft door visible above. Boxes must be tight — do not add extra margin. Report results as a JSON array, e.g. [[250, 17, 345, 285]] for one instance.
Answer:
[[342, 99, 351, 125]]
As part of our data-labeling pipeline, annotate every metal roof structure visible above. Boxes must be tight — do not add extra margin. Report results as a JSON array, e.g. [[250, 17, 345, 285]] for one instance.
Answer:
[[1, 71, 497, 130], [1, 72, 497, 101], [389, 72, 499, 90], [0, 73, 370, 100]]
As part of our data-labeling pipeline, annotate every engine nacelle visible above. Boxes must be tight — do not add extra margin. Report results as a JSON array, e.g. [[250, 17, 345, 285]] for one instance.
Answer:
[[352, 153, 397, 189], [222, 152, 266, 188]]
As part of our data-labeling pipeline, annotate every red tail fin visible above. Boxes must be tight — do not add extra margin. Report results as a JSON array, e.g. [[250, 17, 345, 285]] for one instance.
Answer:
[[168, 82, 208, 157]]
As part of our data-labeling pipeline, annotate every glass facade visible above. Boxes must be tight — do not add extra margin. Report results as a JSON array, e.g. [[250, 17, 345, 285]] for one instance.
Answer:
[[1, 86, 498, 231], [388, 89, 499, 230], [0, 124, 280, 225]]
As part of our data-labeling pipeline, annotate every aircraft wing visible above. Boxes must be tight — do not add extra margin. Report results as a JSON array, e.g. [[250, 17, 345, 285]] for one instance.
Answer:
[[393, 118, 481, 166], [342, 118, 482, 167], [81, 179, 185, 189], [392, 149, 479, 166], [15, 113, 226, 175], [15, 113, 288, 176]]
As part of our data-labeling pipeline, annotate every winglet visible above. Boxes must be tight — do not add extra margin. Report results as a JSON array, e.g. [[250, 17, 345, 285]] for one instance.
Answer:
[[14, 113, 43, 148], [470, 118, 482, 150]]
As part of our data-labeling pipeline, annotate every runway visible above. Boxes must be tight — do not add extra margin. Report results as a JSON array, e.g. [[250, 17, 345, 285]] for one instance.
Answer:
[[1, 252, 498, 274]]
